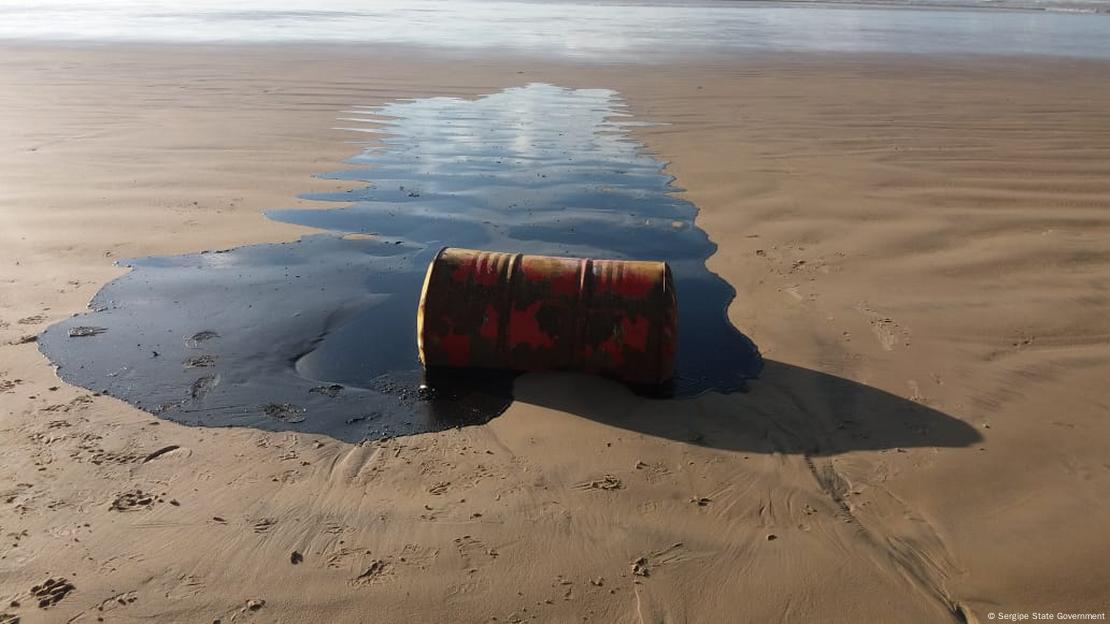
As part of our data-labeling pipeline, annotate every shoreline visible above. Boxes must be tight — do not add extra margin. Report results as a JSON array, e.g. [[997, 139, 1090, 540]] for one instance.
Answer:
[[8, 39, 1110, 75], [3, 2, 1110, 62]]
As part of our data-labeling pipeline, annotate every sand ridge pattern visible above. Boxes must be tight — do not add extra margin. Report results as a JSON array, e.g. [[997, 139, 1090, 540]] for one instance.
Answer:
[[0, 46, 1107, 622]]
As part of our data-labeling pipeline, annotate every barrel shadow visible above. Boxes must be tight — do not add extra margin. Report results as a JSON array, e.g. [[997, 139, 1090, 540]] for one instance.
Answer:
[[510, 360, 982, 455], [36, 84, 967, 454]]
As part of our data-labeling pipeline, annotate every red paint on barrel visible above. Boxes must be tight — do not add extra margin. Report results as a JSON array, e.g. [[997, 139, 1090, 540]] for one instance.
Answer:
[[479, 305, 499, 341], [439, 333, 472, 367], [598, 335, 624, 366], [418, 248, 677, 385], [450, 262, 471, 284], [620, 315, 650, 351], [509, 301, 556, 350]]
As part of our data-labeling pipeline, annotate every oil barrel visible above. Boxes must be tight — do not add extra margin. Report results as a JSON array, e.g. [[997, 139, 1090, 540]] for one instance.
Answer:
[[417, 247, 677, 385]]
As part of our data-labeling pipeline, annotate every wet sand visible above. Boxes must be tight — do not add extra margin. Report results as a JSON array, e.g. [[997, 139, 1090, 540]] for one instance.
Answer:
[[1, 44, 1109, 622]]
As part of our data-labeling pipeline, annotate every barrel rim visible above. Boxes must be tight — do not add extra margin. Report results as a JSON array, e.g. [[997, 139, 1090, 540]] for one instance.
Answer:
[[416, 246, 450, 365], [658, 262, 677, 382]]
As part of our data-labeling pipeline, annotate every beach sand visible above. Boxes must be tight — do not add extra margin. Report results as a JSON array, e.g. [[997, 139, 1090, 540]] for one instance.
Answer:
[[1, 44, 1109, 622]]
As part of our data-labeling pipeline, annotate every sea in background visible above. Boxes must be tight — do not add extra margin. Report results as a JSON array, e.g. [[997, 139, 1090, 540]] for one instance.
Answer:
[[2, 0, 1110, 60]]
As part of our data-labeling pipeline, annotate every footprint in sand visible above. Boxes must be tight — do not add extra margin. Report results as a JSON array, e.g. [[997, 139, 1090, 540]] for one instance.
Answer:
[[350, 560, 393, 587], [189, 374, 218, 401], [109, 489, 163, 512], [325, 546, 364, 569], [97, 591, 139, 614], [309, 384, 344, 398], [573, 475, 623, 491], [41, 395, 94, 414], [183, 354, 217, 368], [210, 598, 265, 622], [83, 448, 145, 466], [630, 542, 694, 579], [454, 535, 498, 573], [30, 577, 75, 608], [634, 460, 672, 484], [261, 403, 305, 423], [397, 543, 440, 569], [856, 302, 911, 351], [184, 330, 220, 349], [870, 318, 901, 351], [252, 518, 277, 534]]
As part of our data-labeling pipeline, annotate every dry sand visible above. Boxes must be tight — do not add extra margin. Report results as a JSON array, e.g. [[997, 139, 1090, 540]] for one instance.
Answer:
[[1, 44, 1109, 623]]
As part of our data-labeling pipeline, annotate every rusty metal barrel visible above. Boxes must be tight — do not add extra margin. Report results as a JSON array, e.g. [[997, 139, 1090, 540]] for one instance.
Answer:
[[417, 247, 677, 385]]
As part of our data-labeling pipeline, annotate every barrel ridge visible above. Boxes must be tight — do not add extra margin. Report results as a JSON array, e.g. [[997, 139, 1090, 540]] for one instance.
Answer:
[[497, 252, 523, 366], [571, 257, 592, 374]]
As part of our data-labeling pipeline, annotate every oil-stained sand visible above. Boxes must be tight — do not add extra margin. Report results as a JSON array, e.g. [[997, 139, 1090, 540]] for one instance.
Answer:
[[37, 84, 761, 441]]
